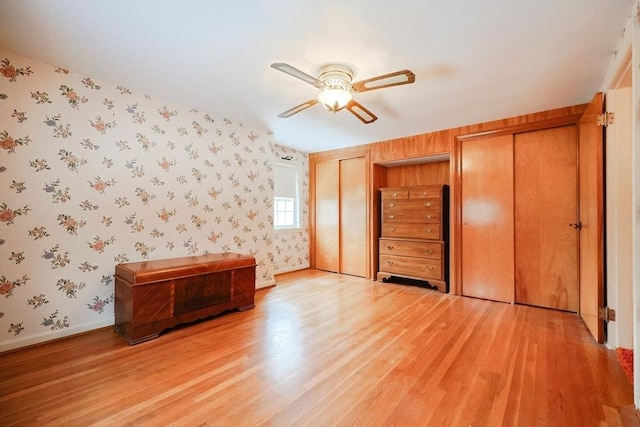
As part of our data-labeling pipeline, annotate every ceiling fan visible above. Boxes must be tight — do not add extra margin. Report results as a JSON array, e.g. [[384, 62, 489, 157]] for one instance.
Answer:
[[270, 62, 415, 124]]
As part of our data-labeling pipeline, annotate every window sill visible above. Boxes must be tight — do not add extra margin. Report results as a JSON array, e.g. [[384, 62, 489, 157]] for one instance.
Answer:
[[275, 227, 305, 235]]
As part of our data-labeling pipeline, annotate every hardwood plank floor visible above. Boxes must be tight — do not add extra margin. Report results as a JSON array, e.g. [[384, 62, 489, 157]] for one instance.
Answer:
[[0, 269, 638, 426]]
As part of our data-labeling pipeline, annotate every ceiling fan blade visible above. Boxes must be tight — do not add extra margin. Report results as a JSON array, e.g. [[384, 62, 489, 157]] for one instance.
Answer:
[[271, 63, 325, 89], [277, 99, 319, 118], [352, 69, 415, 93], [346, 100, 377, 124]]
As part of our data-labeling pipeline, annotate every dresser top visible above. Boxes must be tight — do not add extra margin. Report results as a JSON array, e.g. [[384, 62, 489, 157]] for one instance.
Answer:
[[379, 184, 447, 192]]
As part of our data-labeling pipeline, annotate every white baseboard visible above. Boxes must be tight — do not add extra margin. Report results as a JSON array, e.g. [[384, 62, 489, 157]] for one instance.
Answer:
[[274, 264, 310, 275], [256, 278, 276, 290], [1, 274, 298, 352], [0, 319, 114, 353]]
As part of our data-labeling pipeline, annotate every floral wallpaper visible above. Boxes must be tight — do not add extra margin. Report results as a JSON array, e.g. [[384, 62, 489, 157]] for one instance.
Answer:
[[0, 50, 309, 351]]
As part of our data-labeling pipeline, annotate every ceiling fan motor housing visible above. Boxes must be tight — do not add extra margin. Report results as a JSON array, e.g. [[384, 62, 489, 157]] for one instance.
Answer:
[[318, 64, 353, 90], [317, 64, 353, 111]]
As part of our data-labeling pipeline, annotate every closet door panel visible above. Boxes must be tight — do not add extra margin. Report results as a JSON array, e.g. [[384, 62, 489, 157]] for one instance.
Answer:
[[461, 134, 514, 302], [315, 161, 339, 272], [514, 126, 578, 312], [340, 157, 367, 277]]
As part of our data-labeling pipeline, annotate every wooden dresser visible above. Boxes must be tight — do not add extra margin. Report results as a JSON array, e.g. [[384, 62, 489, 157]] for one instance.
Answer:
[[377, 185, 449, 292], [115, 252, 256, 345]]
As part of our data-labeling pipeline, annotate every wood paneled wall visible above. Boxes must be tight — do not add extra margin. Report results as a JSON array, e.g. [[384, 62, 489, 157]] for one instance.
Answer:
[[370, 133, 451, 163], [310, 103, 589, 289], [385, 162, 450, 188], [369, 104, 587, 163]]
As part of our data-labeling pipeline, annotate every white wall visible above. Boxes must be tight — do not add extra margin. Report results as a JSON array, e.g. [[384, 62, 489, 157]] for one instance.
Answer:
[[600, 0, 640, 408], [605, 86, 634, 349], [632, 6, 640, 409]]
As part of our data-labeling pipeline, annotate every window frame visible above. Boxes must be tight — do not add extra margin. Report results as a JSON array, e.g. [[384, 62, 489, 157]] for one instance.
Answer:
[[273, 162, 301, 231]]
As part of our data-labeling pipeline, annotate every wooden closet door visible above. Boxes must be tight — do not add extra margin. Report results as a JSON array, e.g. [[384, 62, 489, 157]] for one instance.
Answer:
[[461, 134, 514, 302], [315, 161, 339, 272], [578, 93, 605, 343], [514, 126, 578, 312], [339, 157, 366, 277]]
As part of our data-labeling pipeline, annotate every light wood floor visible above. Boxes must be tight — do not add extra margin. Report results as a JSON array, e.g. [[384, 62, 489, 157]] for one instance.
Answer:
[[1, 269, 638, 426]]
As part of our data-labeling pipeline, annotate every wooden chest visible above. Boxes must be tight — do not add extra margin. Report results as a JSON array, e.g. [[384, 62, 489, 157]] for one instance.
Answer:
[[115, 252, 256, 345], [378, 185, 449, 292]]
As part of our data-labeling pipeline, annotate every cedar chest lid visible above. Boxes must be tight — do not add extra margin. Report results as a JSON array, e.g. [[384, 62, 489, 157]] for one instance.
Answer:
[[115, 252, 256, 285]]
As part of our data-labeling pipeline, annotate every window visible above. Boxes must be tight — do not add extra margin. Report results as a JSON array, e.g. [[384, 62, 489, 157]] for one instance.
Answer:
[[273, 162, 300, 229], [274, 197, 295, 227]]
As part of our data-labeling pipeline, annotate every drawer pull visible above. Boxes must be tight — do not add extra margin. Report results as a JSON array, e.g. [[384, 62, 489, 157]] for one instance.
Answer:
[[424, 202, 432, 207], [390, 227, 396, 232], [425, 265, 434, 270], [386, 260, 394, 265], [425, 249, 434, 254], [386, 245, 394, 250], [424, 228, 432, 233], [388, 214, 395, 219], [392, 193, 399, 198], [388, 202, 395, 207], [426, 214, 434, 219]]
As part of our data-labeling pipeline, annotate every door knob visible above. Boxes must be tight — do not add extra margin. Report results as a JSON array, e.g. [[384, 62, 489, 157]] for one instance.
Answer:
[[569, 222, 582, 230]]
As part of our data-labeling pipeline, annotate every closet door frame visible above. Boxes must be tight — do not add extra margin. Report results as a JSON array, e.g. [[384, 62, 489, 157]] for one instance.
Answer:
[[453, 114, 585, 299], [309, 147, 372, 279]]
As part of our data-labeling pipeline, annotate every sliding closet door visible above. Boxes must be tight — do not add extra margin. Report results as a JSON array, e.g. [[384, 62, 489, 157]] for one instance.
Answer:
[[340, 157, 367, 277], [514, 126, 579, 312], [315, 160, 339, 272], [461, 134, 514, 302], [313, 157, 367, 277]]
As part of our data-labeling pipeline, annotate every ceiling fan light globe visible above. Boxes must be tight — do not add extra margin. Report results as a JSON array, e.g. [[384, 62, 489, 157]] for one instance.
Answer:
[[317, 88, 352, 112]]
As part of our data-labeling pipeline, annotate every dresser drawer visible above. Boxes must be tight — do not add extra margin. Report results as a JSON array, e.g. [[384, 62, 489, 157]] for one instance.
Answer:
[[379, 238, 443, 260], [382, 223, 441, 240], [379, 254, 442, 280], [382, 208, 441, 224], [409, 188, 442, 199], [383, 199, 441, 212], [381, 190, 409, 200]]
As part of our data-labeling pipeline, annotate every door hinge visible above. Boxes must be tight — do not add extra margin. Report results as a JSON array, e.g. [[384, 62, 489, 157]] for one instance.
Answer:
[[597, 112, 614, 127], [598, 307, 616, 322]]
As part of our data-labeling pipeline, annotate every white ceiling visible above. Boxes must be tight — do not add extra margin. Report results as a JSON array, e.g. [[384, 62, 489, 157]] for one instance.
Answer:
[[0, 0, 634, 153]]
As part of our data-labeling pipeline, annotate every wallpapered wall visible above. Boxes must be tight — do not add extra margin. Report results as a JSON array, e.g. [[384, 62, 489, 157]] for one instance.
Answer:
[[0, 50, 309, 352]]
